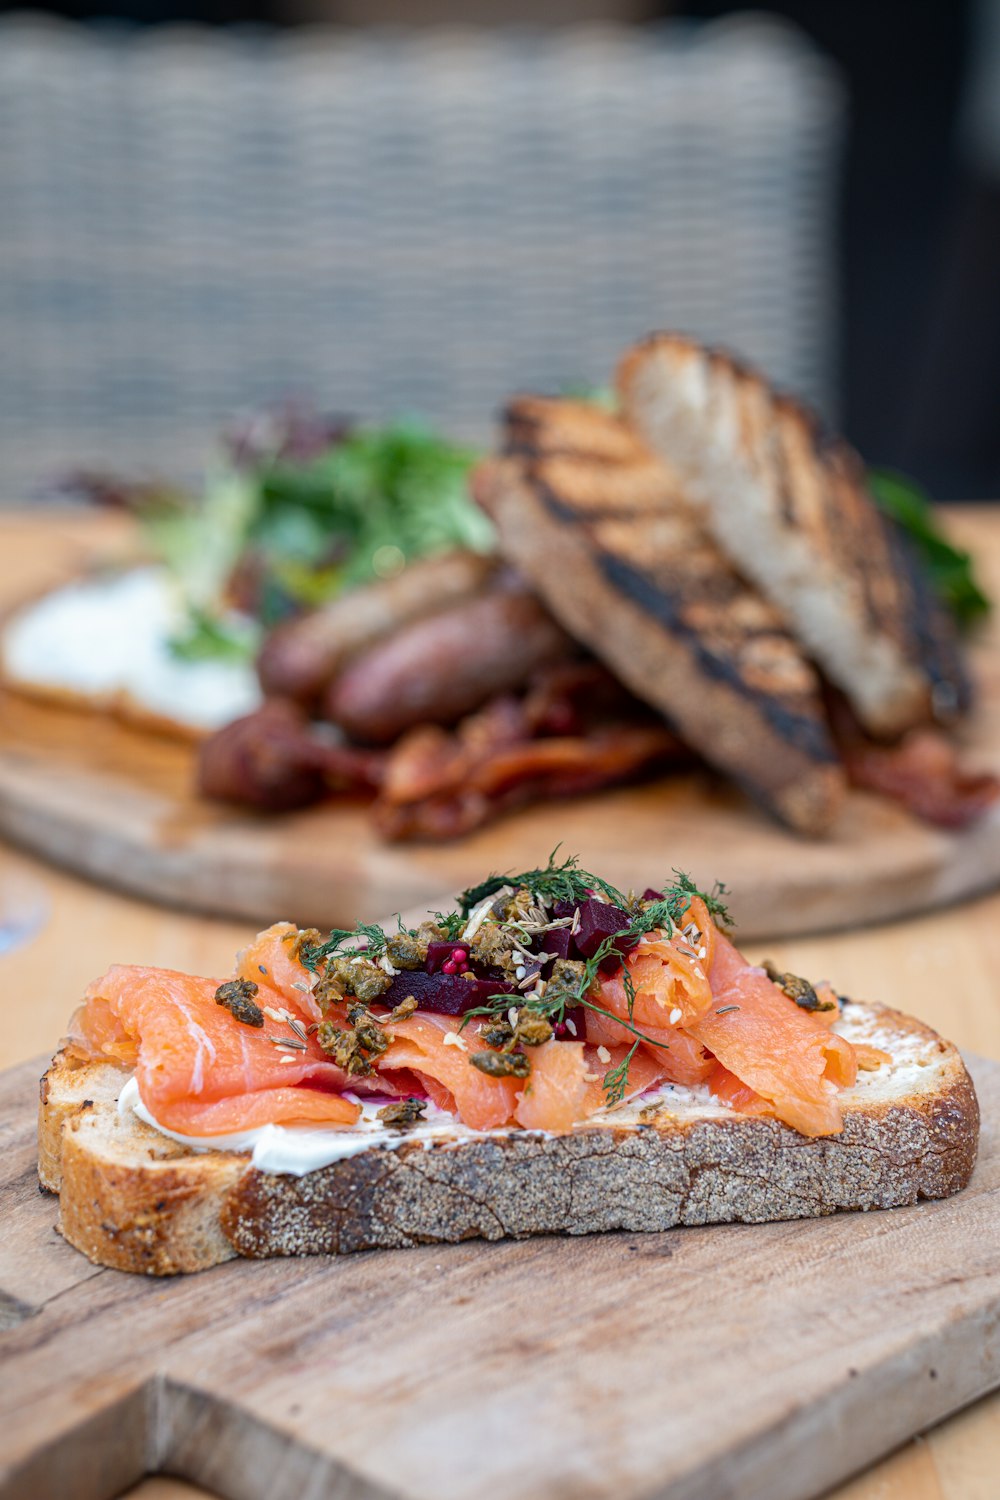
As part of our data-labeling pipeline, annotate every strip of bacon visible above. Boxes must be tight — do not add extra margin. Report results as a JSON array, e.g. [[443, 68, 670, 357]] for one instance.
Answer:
[[842, 726, 998, 828], [374, 714, 684, 840], [197, 699, 384, 812]]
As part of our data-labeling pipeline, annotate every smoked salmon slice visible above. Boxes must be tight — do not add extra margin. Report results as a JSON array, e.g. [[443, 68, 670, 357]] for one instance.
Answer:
[[583, 999, 713, 1086], [380, 1012, 521, 1131], [693, 934, 857, 1136], [80, 963, 360, 1134], [512, 1039, 669, 1131], [236, 922, 323, 1023], [72, 888, 869, 1141], [156, 1087, 360, 1135], [514, 1039, 588, 1131]]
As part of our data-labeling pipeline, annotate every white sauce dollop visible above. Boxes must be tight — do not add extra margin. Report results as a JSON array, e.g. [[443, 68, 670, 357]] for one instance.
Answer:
[[117, 1077, 500, 1176], [2, 568, 261, 731]]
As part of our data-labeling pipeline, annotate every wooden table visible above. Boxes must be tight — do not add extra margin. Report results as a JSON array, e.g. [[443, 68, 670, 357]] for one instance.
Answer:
[[2, 508, 999, 1499]]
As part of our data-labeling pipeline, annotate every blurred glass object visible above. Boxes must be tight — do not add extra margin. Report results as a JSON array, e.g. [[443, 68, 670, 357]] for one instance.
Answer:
[[0, 873, 50, 957]]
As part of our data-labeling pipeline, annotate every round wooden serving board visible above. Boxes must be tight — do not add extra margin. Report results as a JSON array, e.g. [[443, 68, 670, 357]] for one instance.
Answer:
[[1, 508, 999, 941]]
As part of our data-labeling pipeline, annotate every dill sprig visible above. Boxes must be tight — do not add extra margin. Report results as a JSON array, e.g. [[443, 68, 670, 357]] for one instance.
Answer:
[[664, 871, 733, 931], [430, 909, 468, 940], [299, 920, 390, 970], [603, 1041, 640, 1105], [456, 847, 627, 917], [295, 855, 731, 1109]]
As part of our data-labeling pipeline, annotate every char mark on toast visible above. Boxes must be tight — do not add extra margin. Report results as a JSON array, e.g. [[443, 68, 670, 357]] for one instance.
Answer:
[[617, 332, 968, 738], [476, 401, 845, 835], [593, 548, 837, 766], [501, 396, 642, 466]]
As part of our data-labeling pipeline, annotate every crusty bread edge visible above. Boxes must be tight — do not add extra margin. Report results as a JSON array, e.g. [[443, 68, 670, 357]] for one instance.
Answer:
[[616, 333, 934, 736], [2, 671, 206, 743], [474, 455, 844, 835], [39, 1005, 980, 1276]]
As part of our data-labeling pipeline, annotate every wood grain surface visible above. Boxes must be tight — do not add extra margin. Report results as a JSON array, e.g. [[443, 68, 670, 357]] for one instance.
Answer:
[[2, 1040, 999, 1500], [1, 509, 999, 941], [2, 507, 1000, 1499]]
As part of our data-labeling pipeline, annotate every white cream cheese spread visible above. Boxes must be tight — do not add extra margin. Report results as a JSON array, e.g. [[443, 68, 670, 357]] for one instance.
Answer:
[[117, 1076, 512, 1176], [116, 1009, 892, 1178], [117, 1074, 728, 1177], [2, 567, 261, 731]]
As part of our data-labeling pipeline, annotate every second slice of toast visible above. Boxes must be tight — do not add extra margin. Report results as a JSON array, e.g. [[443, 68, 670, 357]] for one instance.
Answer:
[[617, 333, 969, 736], [475, 398, 845, 834]]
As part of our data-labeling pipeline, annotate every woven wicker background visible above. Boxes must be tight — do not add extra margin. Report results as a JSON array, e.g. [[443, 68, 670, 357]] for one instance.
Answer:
[[0, 14, 843, 495]]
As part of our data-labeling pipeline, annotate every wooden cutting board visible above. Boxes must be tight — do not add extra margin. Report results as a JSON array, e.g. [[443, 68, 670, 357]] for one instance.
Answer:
[[3, 1049, 1000, 1500], [1, 508, 999, 941]]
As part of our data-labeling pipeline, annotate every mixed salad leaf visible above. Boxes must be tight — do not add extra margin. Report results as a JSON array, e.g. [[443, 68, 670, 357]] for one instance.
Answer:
[[868, 468, 991, 630], [64, 406, 493, 661]]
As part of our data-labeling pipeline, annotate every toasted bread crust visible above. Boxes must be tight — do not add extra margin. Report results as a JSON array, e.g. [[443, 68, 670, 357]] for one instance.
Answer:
[[617, 333, 969, 735], [39, 1004, 980, 1275], [58, 1113, 244, 1275], [2, 670, 207, 743], [37, 1050, 123, 1193], [476, 427, 844, 834]]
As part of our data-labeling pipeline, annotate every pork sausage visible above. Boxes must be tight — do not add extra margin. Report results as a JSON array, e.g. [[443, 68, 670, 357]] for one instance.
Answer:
[[324, 588, 575, 743], [257, 549, 498, 705]]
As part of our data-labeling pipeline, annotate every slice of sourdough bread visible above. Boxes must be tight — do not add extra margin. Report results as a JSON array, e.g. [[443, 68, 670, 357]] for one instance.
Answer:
[[39, 1001, 979, 1276], [475, 398, 844, 835], [617, 333, 970, 737]]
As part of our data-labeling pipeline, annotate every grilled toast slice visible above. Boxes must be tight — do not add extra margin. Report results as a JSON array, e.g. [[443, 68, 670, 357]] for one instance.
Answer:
[[475, 398, 845, 834], [617, 333, 969, 736], [38, 1000, 979, 1275]]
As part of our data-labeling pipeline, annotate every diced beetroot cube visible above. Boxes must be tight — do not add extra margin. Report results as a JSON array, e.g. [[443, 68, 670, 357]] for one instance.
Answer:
[[381, 970, 515, 1016], [573, 898, 631, 959], [570, 897, 641, 975], [551, 900, 577, 920], [540, 927, 574, 962], [597, 937, 639, 976], [642, 887, 664, 902]]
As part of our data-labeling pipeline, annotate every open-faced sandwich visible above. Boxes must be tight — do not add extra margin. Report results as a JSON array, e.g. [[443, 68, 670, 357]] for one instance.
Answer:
[[40, 855, 979, 1274]]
